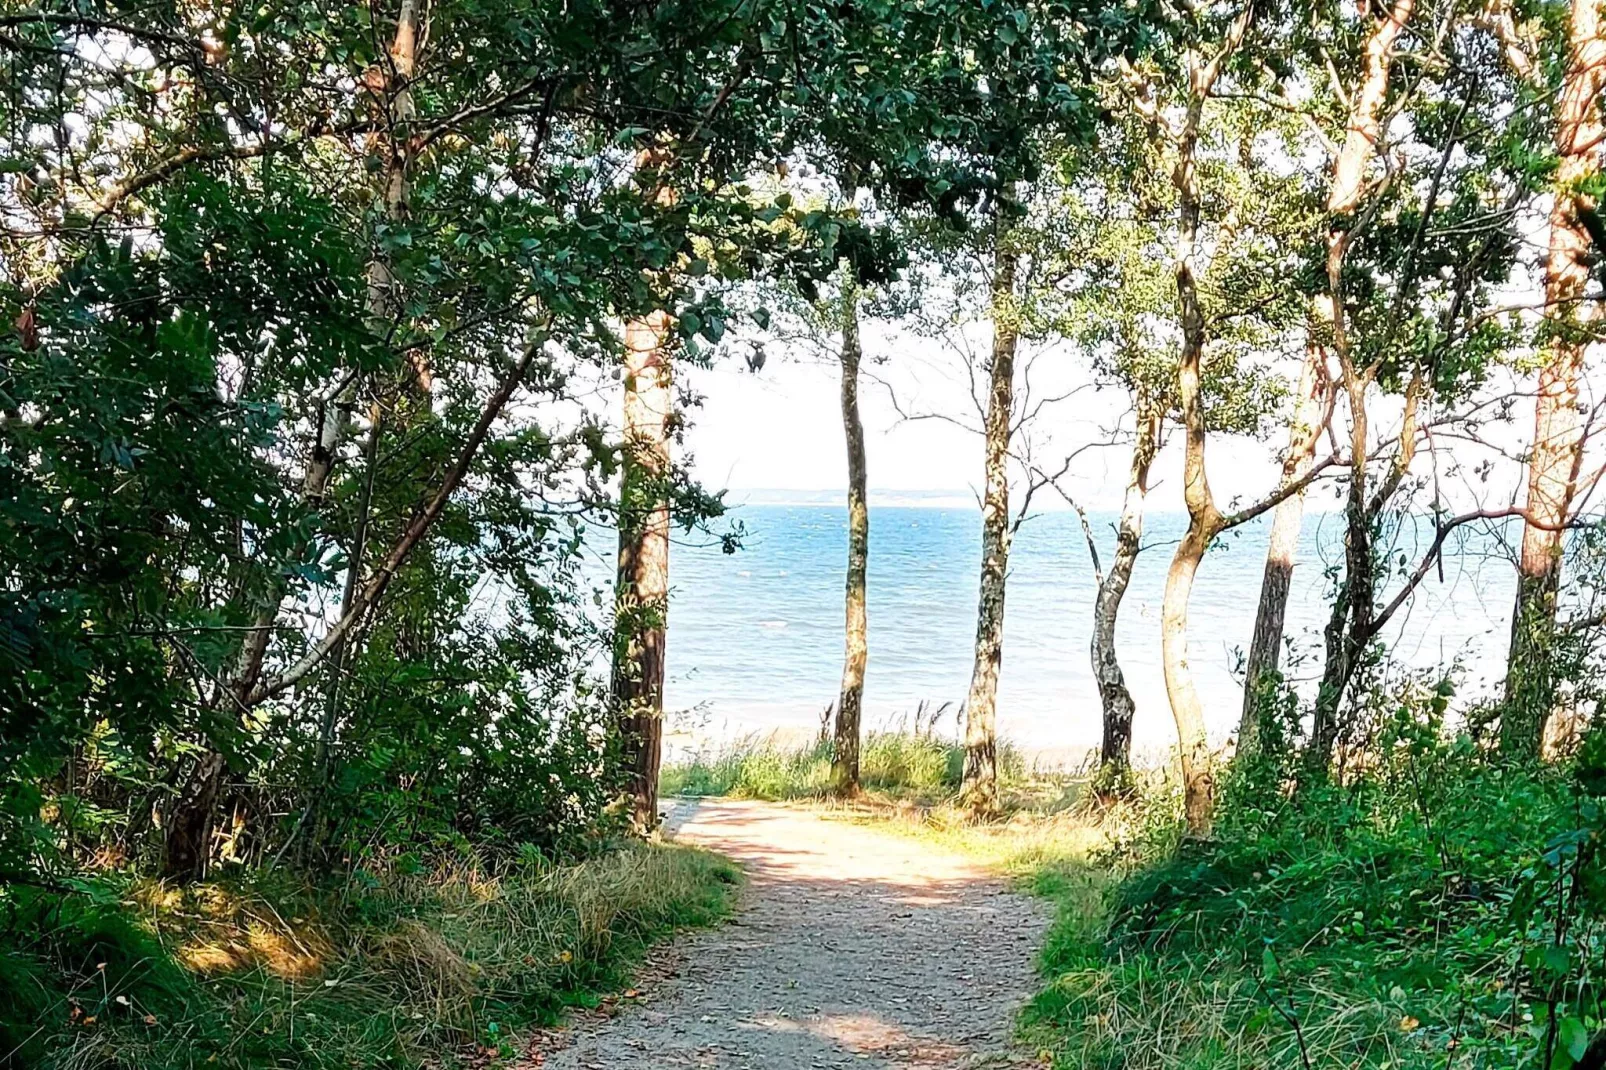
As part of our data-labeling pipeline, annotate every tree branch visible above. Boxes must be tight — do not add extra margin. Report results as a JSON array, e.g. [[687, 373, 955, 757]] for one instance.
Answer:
[[246, 325, 548, 705], [1217, 451, 1347, 531]]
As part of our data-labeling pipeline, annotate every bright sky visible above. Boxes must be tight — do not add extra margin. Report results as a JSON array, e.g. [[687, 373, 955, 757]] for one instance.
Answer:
[[678, 324, 1531, 515]]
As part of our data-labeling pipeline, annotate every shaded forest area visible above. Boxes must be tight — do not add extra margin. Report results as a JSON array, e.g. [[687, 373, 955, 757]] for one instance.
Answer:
[[4, 0, 1606, 1066]]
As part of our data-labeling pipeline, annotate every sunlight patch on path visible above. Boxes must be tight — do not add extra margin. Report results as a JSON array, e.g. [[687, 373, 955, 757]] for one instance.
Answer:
[[538, 798, 1050, 1069]]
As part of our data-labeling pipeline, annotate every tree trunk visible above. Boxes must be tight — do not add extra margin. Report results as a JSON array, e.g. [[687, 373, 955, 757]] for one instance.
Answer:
[[961, 245, 1019, 818], [614, 311, 673, 830], [1297, 0, 1413, 780], [1309, 553, 1357, 771], [1504, 0, 1605, 758], [1240, 330, 1327, 752], [1308, 374, 1372, 772], [275, 406, 385, 863], [162, 0, 420, 879], [1163, 523, 1216, 835], [1163, 206, 1221, 836], [1160, 54, 1231, 837], [1091, 403, 1159, 788], [1309, 374, 1422, 775], [832, 275, 868, 796]]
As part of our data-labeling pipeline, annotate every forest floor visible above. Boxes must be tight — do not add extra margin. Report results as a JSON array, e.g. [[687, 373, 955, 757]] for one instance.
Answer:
[[530, 798, 1052, 1069]]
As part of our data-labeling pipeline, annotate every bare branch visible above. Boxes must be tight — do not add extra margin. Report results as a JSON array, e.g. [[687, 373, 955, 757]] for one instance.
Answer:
[[1218, 451, 1348, 531], [1369, 507, 1586, 638]]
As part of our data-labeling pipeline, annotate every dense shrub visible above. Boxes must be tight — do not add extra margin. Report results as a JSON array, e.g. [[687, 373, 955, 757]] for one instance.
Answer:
[[1025, 686, 1606, 1070]]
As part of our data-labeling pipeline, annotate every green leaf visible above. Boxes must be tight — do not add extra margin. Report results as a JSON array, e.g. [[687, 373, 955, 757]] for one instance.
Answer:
[[1560, 1017, 1590, 1063]]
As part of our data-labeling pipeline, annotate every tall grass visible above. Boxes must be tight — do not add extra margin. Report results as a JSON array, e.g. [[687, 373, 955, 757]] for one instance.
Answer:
[[661, 729, 1038, 802], [2, 843, 739, 1069]]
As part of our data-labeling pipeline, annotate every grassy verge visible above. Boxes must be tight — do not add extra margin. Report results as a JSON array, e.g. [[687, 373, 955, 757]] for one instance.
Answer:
[[758, 735, 1598, 1070], [2, 842, 740, 1069], [1017, 760, 1592, 1069]]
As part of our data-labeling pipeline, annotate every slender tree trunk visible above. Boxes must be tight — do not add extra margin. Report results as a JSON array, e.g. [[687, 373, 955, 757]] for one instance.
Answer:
[[961, 245, 1019, 817], [275, 406, 385, 863], [1296, 0, 1413, 779], [832, 275, 868, 796], [1309, 374, 1422, 774], [1144, 5, 1260, 837], [1504, 0, 1605, 758], [614, 311, 673, 830], [1158, 42, 1236, 837], [1090, 403, 1159, 788], [1309, 374, 1372, 770], [1240, 330, 1327, 752], [1163, 523, 1216, 835], [1163, 203, 1221, 836], [317, 407, 383, 788], [162, 0, 420, 879]]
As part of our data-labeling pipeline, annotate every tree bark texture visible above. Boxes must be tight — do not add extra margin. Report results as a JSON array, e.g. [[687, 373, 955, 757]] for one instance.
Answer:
[[1150, 6, 1261, 838], [1504, 0, 1606, 759], [1163, 227, 1220, 836], [961, 245, 1019, 817], [1159, 40, 1236, 837], [833, 276, 869, 795], [614, 311, 673, 830], [1092, 403, 1160, 784]]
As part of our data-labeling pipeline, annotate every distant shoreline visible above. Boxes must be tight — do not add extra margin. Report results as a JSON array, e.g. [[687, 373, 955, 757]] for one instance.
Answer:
[[719, 489, 1366, 515]]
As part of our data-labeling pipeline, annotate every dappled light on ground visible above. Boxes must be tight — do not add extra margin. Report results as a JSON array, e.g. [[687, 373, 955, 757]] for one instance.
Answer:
[[536, 799, 1049, 1069]]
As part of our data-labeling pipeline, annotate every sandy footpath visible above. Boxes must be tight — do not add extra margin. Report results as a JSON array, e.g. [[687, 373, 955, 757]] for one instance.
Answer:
[[533, 798, 1051, 1069]]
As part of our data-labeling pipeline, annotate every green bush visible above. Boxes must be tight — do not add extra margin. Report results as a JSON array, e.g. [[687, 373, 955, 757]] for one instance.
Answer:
[[1023, 699, 1606, 1069]]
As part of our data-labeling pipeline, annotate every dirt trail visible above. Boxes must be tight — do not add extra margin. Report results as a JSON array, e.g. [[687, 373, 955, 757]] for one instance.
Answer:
[[539, 798, 1051, 1069]]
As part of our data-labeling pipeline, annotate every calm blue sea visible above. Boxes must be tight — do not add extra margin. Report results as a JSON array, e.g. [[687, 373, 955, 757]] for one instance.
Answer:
[[652, 502, 1520, 761]]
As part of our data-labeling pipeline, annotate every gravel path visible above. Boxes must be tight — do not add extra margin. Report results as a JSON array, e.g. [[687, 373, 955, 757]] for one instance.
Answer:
[[537, 798, 1051, 1069]]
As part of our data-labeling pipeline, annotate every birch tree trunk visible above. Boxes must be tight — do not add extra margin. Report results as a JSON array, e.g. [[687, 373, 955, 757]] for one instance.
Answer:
[[1239, 332, 1327, 752], [614, 311, 674, 830], [832, 275, 868, 795], [1091, 403, 1159, 788], [1503, 0, 1606, 758], [961, 245, 1019, 817], [162, 0, 420, 878]]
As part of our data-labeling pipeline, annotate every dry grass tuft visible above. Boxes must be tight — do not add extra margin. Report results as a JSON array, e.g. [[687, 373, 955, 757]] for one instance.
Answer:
[[368, 919, 478, 1011], [10, 842, 738, 1070]]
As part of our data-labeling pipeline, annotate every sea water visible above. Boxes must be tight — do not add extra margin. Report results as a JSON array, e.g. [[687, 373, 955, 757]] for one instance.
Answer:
[[653, 502, 1519, 762]]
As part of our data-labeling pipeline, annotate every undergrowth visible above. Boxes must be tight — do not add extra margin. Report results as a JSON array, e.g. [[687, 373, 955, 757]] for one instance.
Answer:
[[1, 842, 739, 1069], [1019, 728, 1605, 1069]]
